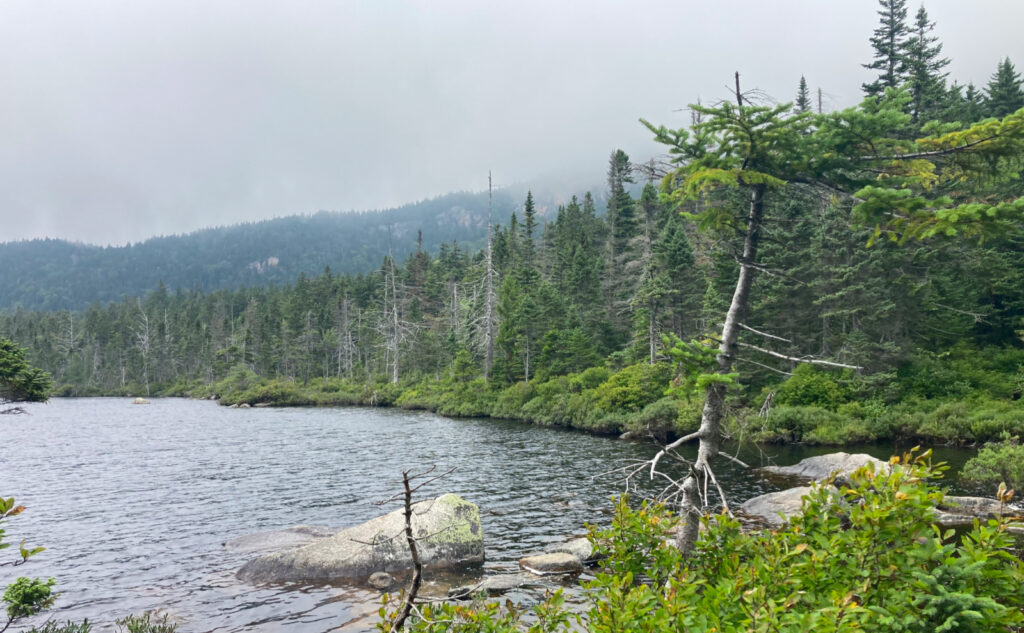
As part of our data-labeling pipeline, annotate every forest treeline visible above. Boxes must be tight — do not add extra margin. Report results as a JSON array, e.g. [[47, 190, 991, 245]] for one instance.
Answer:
[[0, 189, 537, 311], [3, 1, 1024, 447]]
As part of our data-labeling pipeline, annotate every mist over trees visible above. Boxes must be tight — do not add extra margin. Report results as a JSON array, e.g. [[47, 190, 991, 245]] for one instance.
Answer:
[[0, 0, 1022, 440]]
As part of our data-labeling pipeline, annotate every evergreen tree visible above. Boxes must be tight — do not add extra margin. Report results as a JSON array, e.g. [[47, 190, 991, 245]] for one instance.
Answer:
[[522, 190, 538, 261], [985, 57, 1024, 118], [903, 5, 949, 124], [795, 75, 812, 113], [862, 0, 910, 98]]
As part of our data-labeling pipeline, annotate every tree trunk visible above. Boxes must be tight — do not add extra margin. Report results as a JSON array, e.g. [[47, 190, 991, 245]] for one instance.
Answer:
[[677, 183, 765, 555]]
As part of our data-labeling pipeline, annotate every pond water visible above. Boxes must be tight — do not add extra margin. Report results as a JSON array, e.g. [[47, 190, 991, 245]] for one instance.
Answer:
[[0, 398, 982, 632]]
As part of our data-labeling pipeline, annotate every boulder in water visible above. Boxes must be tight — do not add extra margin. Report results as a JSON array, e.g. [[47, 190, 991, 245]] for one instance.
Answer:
[[933, 495, 1014, 526], [759, 452, 889, 484], [368, 571, 395, 590], [133, 397, 150, 405], [518, 552, 584, 576], [738, 486, 819, 528], [237, 494, 483, 584], [544, 537, 599, 565], [448, 572, 540, 598]]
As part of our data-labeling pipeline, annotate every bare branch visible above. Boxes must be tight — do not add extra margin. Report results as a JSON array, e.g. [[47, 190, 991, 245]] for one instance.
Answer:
[[736, 341, 863, 370], [737, 323, 793, 344], [736, 357, 793, 376]]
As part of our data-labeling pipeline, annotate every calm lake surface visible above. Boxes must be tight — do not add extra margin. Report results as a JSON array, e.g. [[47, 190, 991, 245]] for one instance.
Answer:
[[0, 398, 982, 632]]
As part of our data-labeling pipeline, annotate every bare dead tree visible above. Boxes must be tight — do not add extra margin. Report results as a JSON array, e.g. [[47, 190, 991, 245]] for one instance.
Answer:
[[132, 298, 152, 397], [377, 465, 456, 633], [482, 172, 498, 380]]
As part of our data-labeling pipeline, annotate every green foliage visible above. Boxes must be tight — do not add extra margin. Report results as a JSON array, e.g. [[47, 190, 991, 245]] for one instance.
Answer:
[[590, 363, 672, 415], [115, 613, 177, 633], [398, 454, 1024, 633], [26, 621, 93, 633], [2, 577, 56, 622], [772, 364, 852, 411], [662, 334, 737, 400], [0, 338, 52, 404], [1, 496, 54, 632], [961, 434, 1024, 490]]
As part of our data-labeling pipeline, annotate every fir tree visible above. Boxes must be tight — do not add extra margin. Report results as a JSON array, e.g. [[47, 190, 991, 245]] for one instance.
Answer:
[[985, 57, 1024, 118], [795, 75, 812, 113], [903, 5, 949, 124], [862, 0, 910, 98]]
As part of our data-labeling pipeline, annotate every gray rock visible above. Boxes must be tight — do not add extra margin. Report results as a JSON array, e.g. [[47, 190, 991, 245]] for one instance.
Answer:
[[759, 452, 889, 483], [933, 496, 1011, 526], [225, 525, 335, 554], [519, 552, 584, 576], [368, 571, 395, 590], [544, 537, 598, 564], [237, 494, 483, 584], [239, 403, 251, 408], [448, 573, 538, 599], [133, 397, 150, 405], [254, 402, 272, 408], [737, 486, 818, 528]]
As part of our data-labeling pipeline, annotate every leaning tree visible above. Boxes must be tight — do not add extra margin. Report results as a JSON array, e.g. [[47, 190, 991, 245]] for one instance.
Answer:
[[641, 76, 1024, 555]]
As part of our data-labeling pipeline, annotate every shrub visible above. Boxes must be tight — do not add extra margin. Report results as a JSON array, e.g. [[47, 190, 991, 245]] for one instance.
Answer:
[[961, 434, 1024, 490], [772, 364, 851, 411], [391, 452, 1024, 633], [590, 363, 672, 414]]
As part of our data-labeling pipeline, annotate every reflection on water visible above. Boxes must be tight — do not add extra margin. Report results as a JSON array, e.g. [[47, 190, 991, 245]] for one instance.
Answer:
[[0, 398, 981, 632]]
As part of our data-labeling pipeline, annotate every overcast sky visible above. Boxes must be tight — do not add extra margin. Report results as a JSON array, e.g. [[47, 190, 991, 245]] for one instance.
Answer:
[[1, 1, 1021, 246]]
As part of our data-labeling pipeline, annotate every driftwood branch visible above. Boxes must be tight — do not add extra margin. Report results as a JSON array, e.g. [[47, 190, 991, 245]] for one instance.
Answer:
[[736, 341, 863, 370]]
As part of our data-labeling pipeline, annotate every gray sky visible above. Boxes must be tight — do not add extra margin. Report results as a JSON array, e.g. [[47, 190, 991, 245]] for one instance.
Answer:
[[1, 1, 1021, 246]]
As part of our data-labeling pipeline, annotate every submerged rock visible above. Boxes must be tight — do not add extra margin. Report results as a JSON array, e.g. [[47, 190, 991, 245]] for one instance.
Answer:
[[368, 571, 395, 590], [237, 494, 483, 584], [448, 573, 539, 599], [518, 552, 584, 576], [934, 495, 1014, 526], [759, 452, 889, 484], [225, 525, 335, 554]]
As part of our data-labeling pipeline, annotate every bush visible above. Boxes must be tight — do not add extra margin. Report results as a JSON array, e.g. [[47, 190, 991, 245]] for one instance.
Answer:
[[961, 434, 1024, 490], [392, 452, 1024, 632], [590, 363, 672, 414], [772, 364, 851, 411]]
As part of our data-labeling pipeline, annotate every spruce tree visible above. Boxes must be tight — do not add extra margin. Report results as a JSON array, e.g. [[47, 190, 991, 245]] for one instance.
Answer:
[[985, 57, 1024, 118], [903, 5, 949, 124], [862, 0, 910, 98], [795, 76, 812, 113]]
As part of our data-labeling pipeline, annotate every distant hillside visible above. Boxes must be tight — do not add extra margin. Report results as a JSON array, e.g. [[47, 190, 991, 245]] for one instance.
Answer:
[[1, 187, 586, 311]]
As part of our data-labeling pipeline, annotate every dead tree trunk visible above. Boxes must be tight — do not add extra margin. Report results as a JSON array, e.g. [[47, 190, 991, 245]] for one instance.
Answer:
[[673, 183, 765, 554]]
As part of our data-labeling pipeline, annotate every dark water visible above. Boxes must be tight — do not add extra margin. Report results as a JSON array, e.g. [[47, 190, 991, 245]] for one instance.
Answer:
[[0, 398, 982, 632]]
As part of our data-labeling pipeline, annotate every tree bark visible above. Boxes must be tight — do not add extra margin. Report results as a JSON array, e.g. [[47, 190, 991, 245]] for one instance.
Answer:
[[677, 183, 764, 555]]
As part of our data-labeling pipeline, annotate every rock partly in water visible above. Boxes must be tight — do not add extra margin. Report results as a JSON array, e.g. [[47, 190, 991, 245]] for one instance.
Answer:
[[448, 573, 540, 599], [544, 537, 598, 565], [133, 397, 150, 405], [518, 552, 584, 576], [239, 403, 251, 408], [738, 486, 819, 528], [934, 496, 1013, 526], [225, 525, 335, 554], [368, 571, 395, 591], [237, 494, 483, 584], [759, 452, 888, 484]]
